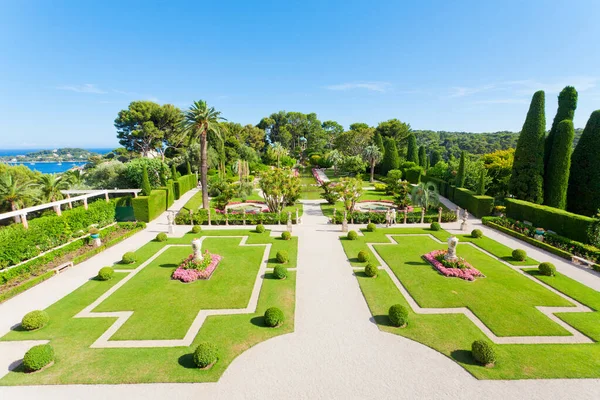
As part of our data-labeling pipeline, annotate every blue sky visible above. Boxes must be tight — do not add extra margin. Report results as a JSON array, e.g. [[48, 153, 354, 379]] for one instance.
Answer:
[[1, 0, 599, 148]]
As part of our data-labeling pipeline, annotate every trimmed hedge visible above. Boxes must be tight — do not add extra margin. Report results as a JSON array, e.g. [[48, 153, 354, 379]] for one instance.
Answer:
[[264, 307, 285, 327], [471, 229, 483, 238], [512, 249, 527, 261], [156, 180, 175, 209], [193, 342, 218, 369], [21, 310, 49, 331], [366, 223, 376, 232], [388, 304, 409, 327], [453, 187, 494, 218], [430, 222, 441, 231], [273, 265, 288, 279], [357, 250, 369, 263], [132, 189, 167, 223], [156, 232, 168, 242], [173, 174, 197, 200], [121, 252, 137, 264], [539, 262, 556, 276], [404, 166, 423, 184], [276, 250, 289, 264], [471, 340, 496, 366], [347, 231, 358, 240], [255, 224, 265, 233], [364, 263, 378, 277], [97, 267, 114, 281], [23, 344, 55, 372], [175, 208, 298, 225], [330, 210, 456, 225], [281, 231, 292, 240], [505, 198, 595, 244]]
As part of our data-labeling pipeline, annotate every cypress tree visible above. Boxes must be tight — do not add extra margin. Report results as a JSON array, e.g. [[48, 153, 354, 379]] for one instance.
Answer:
[[186, 161, 192, 175], [509, 90, 546, 203], [141, 165, 152, 196], [478, 169, 486, 195], [407, 134, 418, 163], [171, 164, 178, 180], [418, 146, 426, 167], [381, 137, 400, 175], [374, 133, 385, 173], [430, 150, 442, 167], [545, 120, 574, 209], [567, 110, 600, 215], [456, 151, 467, 188]]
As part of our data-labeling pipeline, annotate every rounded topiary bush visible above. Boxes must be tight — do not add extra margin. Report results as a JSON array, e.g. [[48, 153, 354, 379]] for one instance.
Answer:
[[156, 232, 168, 242], [276, 250, 289, 264], [512, 249, 527, 261], [97, 267, 114, 281], [366, 223, 376, 232], [191, 225, 201, 234], [471, 229, 483, 238], [364, 263, 378, 278], [281, 231, 291, 240], [121, 252, 137, 264], [264, 307, 285, 327], [21, 310, 49, 331], [539, 262, 556, 277], [193, 342, 218, 369], [388, 304, 409, 327], [430, 222, 441, 231], [357, 250, 370, 263], [347, 230, 358, 240], [471, 340, 496, 367], [23, 344, 55, 372], [255, 224, 265, 233], [274, 265, 288, 280]]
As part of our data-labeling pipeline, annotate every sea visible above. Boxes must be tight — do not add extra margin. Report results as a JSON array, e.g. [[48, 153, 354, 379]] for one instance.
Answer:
[[0, 148, 113, 174]]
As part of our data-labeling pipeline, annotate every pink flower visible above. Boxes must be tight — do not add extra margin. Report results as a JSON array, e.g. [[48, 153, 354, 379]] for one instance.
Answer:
[[422, 250, 483, 281], [172, 254, 223, 282]]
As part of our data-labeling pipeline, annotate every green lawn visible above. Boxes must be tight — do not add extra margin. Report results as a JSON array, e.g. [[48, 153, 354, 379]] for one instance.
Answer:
[[323, 169, 379, 186], [299, 168, 323, 200], [181, 190, 202, 212]]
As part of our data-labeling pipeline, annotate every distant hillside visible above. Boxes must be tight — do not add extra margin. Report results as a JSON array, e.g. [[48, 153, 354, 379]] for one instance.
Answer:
[[0, 148, 101, 162]]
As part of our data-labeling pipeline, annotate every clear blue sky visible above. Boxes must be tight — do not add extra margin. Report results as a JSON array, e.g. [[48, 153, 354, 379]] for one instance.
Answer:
[[1, 0, 599, 148]]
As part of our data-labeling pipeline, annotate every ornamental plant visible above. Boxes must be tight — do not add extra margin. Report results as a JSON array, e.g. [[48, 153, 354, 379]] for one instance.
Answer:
[[366, 223, 376, 232], [512, 249, 527, 261], [191, 225, 201, 234], [97, 267, 114, 281], [264, 307, 285, 327], [357, 250, 370, 263], [281, 231, 291, 240], [276, 250, 289, 264], [255, 224, 265, 233], [156, 232, 168, 242], [274, 265, 288, 280], [121, 252, 137, 264], [430, 222, 441, 231], [347, 231, 358, 240], [193, 342, 218, 369], [471, 229, 483, 238], [388, 304, 409, 327], [471, 340, 496, 367], [364, 263, 378, 278], [538, 262, 556, 276], [23, 344, 55, 372], [21, 310, 50, 331]]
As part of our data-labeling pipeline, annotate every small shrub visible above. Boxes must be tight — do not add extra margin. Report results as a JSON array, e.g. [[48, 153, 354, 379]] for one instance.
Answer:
[[364, 263, 378, 277], [512, 249, 527, 261], [471, 229, 483, 238], [193, 342, 218, 369], [23, 344, 54, 372], [121, 252, 137, 264], [471, 340, 496, 366], [539, 262, 556, 276], [156, 232, 168, 242], [21, 310, 49, 331], [281, 231, 292, 240], [264, 307, 285, 327], [374, 183, 387, 192], [347, 230, 358, 240], [276, 250, 289, 264], [273, 265, 288, 279], [255, 224, 265, 233], [97, 267, 114, 281], [430, 222, 441, 231], [357, 250, 370, 263], [366, 223, 376, 232], [191, 225, 201, 234], [388, 304, 408, 327]]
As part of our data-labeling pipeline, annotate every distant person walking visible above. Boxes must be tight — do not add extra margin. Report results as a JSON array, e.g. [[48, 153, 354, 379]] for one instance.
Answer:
[[391, 208, 397, 225], [385, 209, 391, 227]]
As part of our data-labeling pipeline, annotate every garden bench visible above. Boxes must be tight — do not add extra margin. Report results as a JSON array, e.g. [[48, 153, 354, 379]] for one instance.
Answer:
[[571, 255, 595, 269], [52, 261, 74, 274]]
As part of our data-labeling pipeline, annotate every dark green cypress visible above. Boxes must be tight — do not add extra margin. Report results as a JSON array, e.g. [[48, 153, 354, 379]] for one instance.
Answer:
[[430, 150, 442, 167], [545, 120, 574, 209], [418, 145, 426, 167], [381, 137, 400, 175], [141, 165, 152, 196], [159, 164, 167, 186], [509, 91, 546, 203], [186, 161, 192, 175], [171, 164, 178, 180], [544, 86, 577, 204], [478, 169, 486, 195], [374, 133, 385, 173], [567, 110, 600, 215], [456, 151, 467, 188], [407, 134, 418, 163]]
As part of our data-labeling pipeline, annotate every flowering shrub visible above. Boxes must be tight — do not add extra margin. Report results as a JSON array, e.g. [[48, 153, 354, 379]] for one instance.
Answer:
[[422, 250, 484, 281], [312, 168, 329, 186], [172, 251, 223, 282]]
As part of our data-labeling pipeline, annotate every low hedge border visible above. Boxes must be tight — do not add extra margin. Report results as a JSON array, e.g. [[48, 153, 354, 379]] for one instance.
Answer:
[[176, 209, 299, 225], [330, 210, 456, 224], [0, 271, 54, 303], [132, 190, 167, 223]]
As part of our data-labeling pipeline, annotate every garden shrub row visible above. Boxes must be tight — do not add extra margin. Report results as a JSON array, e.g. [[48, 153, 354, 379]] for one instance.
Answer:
[[505, 198, 596, 244], [0, 200, 117, 269], [330, 210, 457, 224], [157, 180, 175, 208], [173, 174, 197, 200], [175, 209, 298, 225], [132, 189, 167, 222], [452, 188, 494, 218]]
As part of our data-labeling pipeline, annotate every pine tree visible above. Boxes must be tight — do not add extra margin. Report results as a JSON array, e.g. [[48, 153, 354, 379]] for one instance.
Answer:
[[381, 137, 400, 175], [478, 169, 486, 195], [544, 86, 577, 204], [407, 134, 418, 163], [545, 120, 574, 209], [509, 90, 546, 203], [456, 151, 467, 188], [141, 165, 152, 196], [567, 110, 600, 215], [418, 146, 426, 167]]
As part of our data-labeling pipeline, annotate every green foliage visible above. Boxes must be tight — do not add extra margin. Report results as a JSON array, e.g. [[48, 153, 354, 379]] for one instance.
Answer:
[[21, 310, 49, 331], [406, 133, 418, 163], [273, 265, 288, 279], [538, 262, 556, 277], [404, 166, 424, 184], [281, 231, 292, 240], [512, 249, 527, 261], [320, 181, 341, 205], [381, 137, 400, 175], [125, 158, 170, 189], [264, 307, 285, 327], [410, 182, 440, 210], [191, 225, 201, 234], [418, 145, 426, 167], [567, 110, 600, 216], [374, 183, 387, 192], [452, 188, 494, 218], [259, 168, 301, 213], [544, 120, 574, 209], [364, 263, 378, 277], [141, 165, 152, 196], [374, 132, 385, 162], [430, 150, 442, 167], [481, 149, 513, 198], [471, 340, 496, 366], [132, 189, 167, 222], [173, 174, 197, 200], [366, 223, 376, 232], [430, 222, 441, 231], [23, 344, 55, 372], [357, 250, 369, 262], [509, 91, 546, 203], [122, 252, 137, 264], [338, 155, 367, 176], [193, 342, 218, 368], [156, 232, 168, 242], [388, 304, 409, 327], [471, 229, 483, 238], [544, 86, 578, 181], [276, 250, 289, 264], [385, 170, 403, 194], [347, 230, 358, 240], [477, 169, 486, 195], [455, 151, 467, 188], [255, 224, 265, 233], [97, 266, 114, 281], [333, 177, 363, 211]]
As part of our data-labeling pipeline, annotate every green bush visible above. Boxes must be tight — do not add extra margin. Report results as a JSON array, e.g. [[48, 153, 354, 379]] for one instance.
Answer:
[[364, 263, 378, 277], [21, 310, 49, 331], [471, 229, 483, 238], [347, 230, 358, 240], [255, 224, 265, 233], [512, 249, 527, 261], [430, 222, 441, 231], [97, 267, 114, 281], [539, 262, 556, 276], [405, 166, 424, 184], [471, 340, 496, 366], [132, 189, 167, 222], [281, 231, 291, 240], [193, 342, 218, 369], [191, 225, 201, 234], [373, 183, 387, 192], [23, 344, 55, 372], [121, 252, 137, 264], [273, 265, 288, 280], [357, 250, 370, 263], [388, 304, 409, 327], [156, 232, 168, 242], [366, 223, 376, 232], [264, 307, 285, 327], [453, 187, 494, 218], [276, 250, 289, 264]]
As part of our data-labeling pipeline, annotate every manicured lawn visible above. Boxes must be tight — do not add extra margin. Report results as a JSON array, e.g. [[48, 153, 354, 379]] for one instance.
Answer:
[[181, 190, 202, 212], [323, 169, 380, 186], [299, 168, 323, 200]]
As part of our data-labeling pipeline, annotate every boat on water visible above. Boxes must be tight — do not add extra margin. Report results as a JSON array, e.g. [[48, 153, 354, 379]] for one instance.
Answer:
[[57, 162, 62, 165]]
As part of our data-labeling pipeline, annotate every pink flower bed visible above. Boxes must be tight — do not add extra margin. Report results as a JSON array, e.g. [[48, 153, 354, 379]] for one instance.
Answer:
[[172, 253, 223, 283], [422, 250, 484, 281]]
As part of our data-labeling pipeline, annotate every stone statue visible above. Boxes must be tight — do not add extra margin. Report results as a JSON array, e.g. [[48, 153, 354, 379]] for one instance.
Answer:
[[192, 238, 203, 262], [461, 209, 469, 231], [445, 236, 459, 262], [287, 211, 292, 232]]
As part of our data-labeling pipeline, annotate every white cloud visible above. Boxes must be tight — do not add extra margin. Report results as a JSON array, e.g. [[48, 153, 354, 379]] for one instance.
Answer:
[[474, 98, 529, 105], [56, 83, 106, 94], [448, 84, 496, 98], [325, 81, 391, 93]]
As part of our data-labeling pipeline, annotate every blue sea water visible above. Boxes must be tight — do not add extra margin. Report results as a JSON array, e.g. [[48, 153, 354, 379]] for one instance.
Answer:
[[0, 148, 113, 174]]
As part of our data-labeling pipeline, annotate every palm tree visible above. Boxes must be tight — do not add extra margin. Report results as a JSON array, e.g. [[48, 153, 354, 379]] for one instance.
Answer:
[[362, 145, 383, 183], [182, 100, 226, 209], [0, 173, 38, 222], [37, 174, 70, 215], [410, 182, 440, 210], [64, 169, 85, 187], [271, 142, 288, 168]]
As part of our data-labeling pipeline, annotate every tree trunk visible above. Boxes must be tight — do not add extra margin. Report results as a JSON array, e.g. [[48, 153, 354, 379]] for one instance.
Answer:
[[370, 161, 375, 183], [11, 202, 21, 224], [200, 132, 209, 209]]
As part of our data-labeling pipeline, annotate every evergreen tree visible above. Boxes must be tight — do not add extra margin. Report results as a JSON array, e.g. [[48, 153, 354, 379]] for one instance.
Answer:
[[373, 132, 385, 173], [381, 137, 400, 175], [141, 165, 152, 196], [478, 169, 486, 195], [455, 151, 467, 188], [186, 161, 192, 175], [509, 91, 546, 203], [430, 150, 442, 167], [545, 120, 574, 209], [567, 110, 600, 215], [406, 134, 418, 163], [171, 164, 178, 180], [418, 145, 426, 167]]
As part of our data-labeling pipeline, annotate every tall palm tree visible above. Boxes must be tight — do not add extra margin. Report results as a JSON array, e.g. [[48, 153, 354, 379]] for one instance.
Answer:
[[37, 174, 70, 215], [271, 142, 288, 168], [0, 173, 38, 222], [182, 100, 226, 209], [362, 144, 383, 183]]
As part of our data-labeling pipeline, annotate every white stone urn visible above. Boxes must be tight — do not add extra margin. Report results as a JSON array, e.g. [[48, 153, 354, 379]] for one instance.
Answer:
[[192, 238, 203, 262], [445, 236, 459, 262]]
